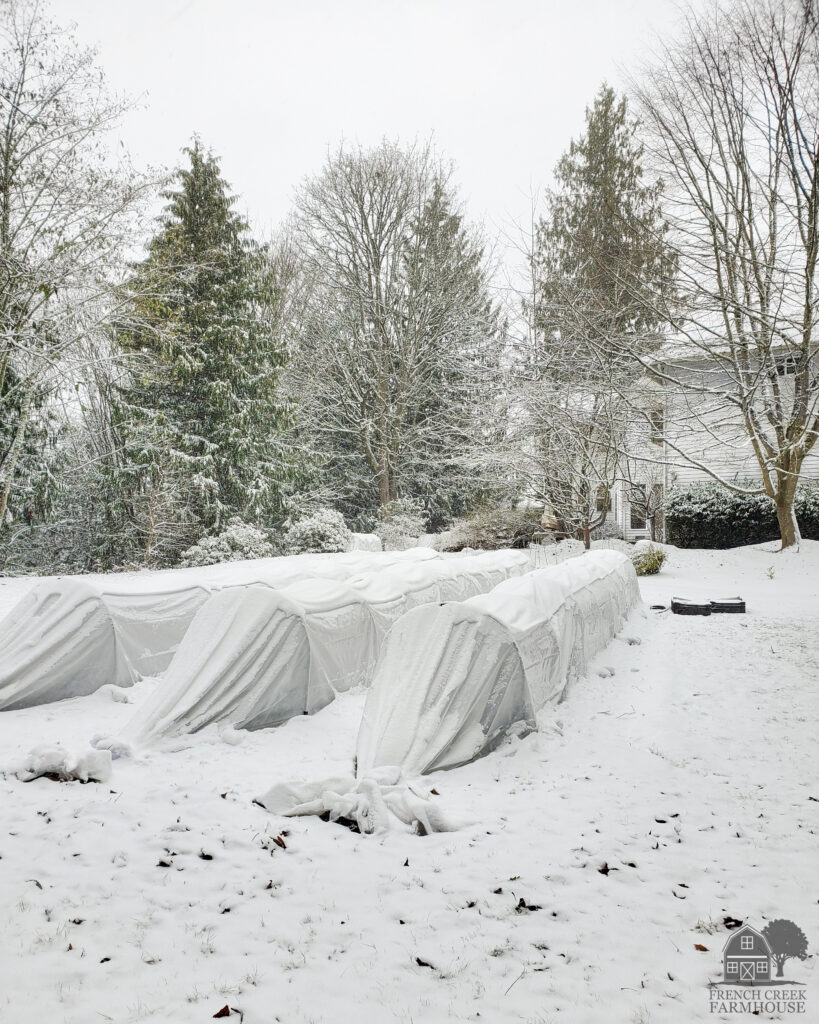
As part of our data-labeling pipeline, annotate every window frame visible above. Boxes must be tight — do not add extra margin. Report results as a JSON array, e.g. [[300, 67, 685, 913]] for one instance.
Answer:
[[629, 484, 647, 530]]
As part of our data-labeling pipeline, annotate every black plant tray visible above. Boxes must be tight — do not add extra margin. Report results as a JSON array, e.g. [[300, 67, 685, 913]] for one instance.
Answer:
[[710, 597, 746, 613], [671, 597, 712, 616]]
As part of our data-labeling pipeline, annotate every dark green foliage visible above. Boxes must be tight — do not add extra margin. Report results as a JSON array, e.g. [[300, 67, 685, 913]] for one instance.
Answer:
[[632, 547, 666, 575], [533, 83, 675, 350], [664, 482, 819, 548]]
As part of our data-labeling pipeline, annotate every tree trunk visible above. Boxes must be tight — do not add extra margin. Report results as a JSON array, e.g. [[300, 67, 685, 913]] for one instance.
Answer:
[[0, 387, 33, 531], [377, 471, 391, 507], [774, 473, 802, 551], [377, 468, 399, 506], [775, 502, 799, 550], [143, 509, 156, 568], [581, 523, 591, 549], [775, 958, 784, 978]]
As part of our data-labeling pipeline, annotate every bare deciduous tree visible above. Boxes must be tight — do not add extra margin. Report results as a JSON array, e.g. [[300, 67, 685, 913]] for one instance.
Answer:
[[0, 0, 153, 538], [291, 140, 500, 518], [622, 0, 819, 548]]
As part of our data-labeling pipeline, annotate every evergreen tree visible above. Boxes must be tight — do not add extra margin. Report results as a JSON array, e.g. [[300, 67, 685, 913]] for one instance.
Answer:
[[524, 85, 674, 544], [533, 83, 674, 348], [111, 141, 295, 565], [400, 180, 504, 529]]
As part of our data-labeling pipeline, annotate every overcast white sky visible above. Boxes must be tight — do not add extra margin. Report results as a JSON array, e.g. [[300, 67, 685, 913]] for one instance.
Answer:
[[59, 0, 687, 251]]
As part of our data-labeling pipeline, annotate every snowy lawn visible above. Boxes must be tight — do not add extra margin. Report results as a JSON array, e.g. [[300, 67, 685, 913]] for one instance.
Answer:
[[1, 544, 817, 1023]]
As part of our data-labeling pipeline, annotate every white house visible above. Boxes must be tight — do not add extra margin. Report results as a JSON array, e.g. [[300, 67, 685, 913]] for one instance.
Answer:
[[603, 352, 819, 542]]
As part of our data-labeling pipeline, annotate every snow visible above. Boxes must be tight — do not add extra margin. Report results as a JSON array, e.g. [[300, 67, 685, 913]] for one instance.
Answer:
[[0, 542, 817, 1023]]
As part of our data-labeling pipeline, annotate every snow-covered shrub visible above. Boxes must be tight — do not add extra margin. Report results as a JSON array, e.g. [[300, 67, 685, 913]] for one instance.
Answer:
[[664, 482, 819, 548], [178, 518, 275, 567], [591, 516, 625, 541], [285, 508, 351, 554], [591, 537, 634, 555], [631, 545, 666, 575], [799, 485, 819, 534], [347, 532, 382, 552], [20, 745, 112, 784], [375, 498, 428, 551], [417, 529, 465, 551], [449, 505, 543, 551]]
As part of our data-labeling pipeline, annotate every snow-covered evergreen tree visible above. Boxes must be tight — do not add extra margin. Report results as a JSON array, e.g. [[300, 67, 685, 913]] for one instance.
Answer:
[[111, 141, 297, 565]]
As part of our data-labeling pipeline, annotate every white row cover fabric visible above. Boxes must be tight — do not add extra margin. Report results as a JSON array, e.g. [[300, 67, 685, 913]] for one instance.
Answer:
[[257, 766, 459, 835], [118, 550, 532, 745], [356, 550, 640, 777], [0, 548, 445, 712]]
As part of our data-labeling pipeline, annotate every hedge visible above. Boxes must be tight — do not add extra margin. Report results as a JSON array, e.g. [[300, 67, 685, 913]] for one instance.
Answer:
[[664, 481, 819, 548]]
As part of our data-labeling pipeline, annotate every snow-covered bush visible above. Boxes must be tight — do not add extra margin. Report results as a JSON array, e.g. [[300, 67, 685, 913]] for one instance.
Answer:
[[591, 516, 625, 541], [448, 505, 543, 551], [664, 482, 819, 548], [375, 498, 428, 551], [285, 508, 351, 554], [631, 545, 666, 575], [347, 532, 382, 552], [20, 745, 112, 784], [178, 518, 275, 567], [591, 538, 634, 555]]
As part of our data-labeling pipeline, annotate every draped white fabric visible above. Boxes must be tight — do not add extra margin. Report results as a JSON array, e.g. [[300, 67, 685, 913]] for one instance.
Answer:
[[0, 548, 447, 711], [356, 551, 641, 776], [119, 550, 532, 745]]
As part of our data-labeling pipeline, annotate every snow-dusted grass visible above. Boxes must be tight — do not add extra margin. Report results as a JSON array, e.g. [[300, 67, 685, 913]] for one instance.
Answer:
[[1, 543, 817, 1023]]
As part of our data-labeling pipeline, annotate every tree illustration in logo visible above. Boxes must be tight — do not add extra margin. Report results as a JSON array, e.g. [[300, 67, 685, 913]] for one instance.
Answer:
[[762, 920, 808, 978]]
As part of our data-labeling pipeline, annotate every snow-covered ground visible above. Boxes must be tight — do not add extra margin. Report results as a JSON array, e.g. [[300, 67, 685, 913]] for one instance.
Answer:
[[1, 543, 817, 1023]]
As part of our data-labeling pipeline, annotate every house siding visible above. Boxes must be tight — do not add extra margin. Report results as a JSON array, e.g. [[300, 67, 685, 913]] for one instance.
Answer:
[[662, 362, 819, 488]]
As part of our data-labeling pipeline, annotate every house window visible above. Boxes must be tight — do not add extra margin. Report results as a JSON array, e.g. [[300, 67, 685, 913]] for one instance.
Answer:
[[727, 962, 738, 974], [595, 485, 610, 513], [629, 486, 646, 529], [741, 936, 753, 950], [649, 408, 663, 444], [775, 355, 797, 376], [757, 962, 768, 974]]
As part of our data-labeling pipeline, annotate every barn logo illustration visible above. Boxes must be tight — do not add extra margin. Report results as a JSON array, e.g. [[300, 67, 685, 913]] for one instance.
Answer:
[[708, 920, 809, 1015]]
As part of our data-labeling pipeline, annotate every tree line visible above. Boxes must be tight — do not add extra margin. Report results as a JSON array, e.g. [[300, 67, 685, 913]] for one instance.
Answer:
[[1, 0, 817, 571]]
